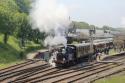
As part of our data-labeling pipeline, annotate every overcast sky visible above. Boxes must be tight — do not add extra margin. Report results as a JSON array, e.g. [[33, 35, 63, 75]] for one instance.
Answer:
[[57, 0, 125, 28]]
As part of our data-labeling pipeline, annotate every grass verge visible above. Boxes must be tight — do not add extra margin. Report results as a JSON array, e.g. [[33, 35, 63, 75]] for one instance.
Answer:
[[95, 76, 125, 83], [0, 34, 43, 69]]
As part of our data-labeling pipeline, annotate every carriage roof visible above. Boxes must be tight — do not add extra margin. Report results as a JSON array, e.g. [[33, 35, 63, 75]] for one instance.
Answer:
[[93, 38, 113, 43], [93, 41, 107, 45], [68, 43, 90, 47]]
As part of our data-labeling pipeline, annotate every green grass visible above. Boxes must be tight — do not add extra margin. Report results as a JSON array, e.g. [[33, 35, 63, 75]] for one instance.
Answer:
[[0, 35, 21, 64], [95, 76, 125, 83], [0, 34, 43, 69]]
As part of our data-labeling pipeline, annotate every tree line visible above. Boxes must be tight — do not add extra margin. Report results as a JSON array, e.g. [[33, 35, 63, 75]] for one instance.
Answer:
[[72, 21, 119, 32], [0, 0, 45, 47]]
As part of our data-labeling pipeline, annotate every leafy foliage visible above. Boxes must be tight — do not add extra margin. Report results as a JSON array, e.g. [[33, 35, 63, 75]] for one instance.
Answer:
[[72, 21, 90, 29], [14, 0, 30, 13], [0, 0, 19, 43], [0, 0, 44, 45]]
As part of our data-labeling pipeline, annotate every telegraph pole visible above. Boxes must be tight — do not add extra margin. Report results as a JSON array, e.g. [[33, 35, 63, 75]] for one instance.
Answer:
[[89, 26, 95, 61]]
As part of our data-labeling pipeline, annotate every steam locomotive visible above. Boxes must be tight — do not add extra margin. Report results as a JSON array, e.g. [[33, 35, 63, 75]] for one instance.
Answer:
[[48, 38, 113, 67]]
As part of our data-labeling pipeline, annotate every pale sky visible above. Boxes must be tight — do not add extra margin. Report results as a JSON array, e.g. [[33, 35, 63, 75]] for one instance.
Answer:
[[57, 0, 125, 28]]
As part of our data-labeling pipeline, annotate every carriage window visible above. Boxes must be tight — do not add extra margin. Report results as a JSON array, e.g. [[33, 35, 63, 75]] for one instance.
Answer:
[[83, 47, 84, 54], [82, 47, 84, 52], [78, 47, 79, 52], [84, 46, 86, 54], [81, 47, 83, 54], [78, 47, 80, 52], [81, 47, 83, 52], [85, 46, 87, 53], [88, 46, 90, 52], [80, 47, 82, 53], [86, 46, 89, 53]]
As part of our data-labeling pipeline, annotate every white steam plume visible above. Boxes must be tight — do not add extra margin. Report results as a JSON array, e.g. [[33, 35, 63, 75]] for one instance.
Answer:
[[30, 0, 70, 47]]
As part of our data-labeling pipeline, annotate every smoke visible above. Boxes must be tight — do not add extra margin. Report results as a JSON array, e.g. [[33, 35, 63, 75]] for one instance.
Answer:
[[29, 0, 70, 47], [44, 36, 67, 47]]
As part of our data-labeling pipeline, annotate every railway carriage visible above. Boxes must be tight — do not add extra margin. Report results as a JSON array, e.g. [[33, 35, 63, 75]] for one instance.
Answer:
[[67, 43, 93, 62]]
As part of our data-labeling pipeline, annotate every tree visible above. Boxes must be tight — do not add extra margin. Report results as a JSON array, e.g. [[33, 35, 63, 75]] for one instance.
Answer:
[[0, 12, 14, 44], [16, 13, 30, 47], [0, 0, 19, 44], [72, 21, 90, 29], [102, 25, 110, 33], [31, 29, 45, 44]]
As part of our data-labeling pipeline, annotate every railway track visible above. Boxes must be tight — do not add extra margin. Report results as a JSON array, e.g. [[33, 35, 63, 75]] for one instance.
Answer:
[[0, 60, 48, 82], [0, 60, 32, 72], [2, 61, 96, 82], [11, 63, 101, 83], [44, 57, 125, 83], [89, 67, 125, 83], [107, 69, 125, 77], [28, 53, 125, 83], [0, 53, 125, 83], [0, 60, 44, 76], [0, 59, 40, 75]]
